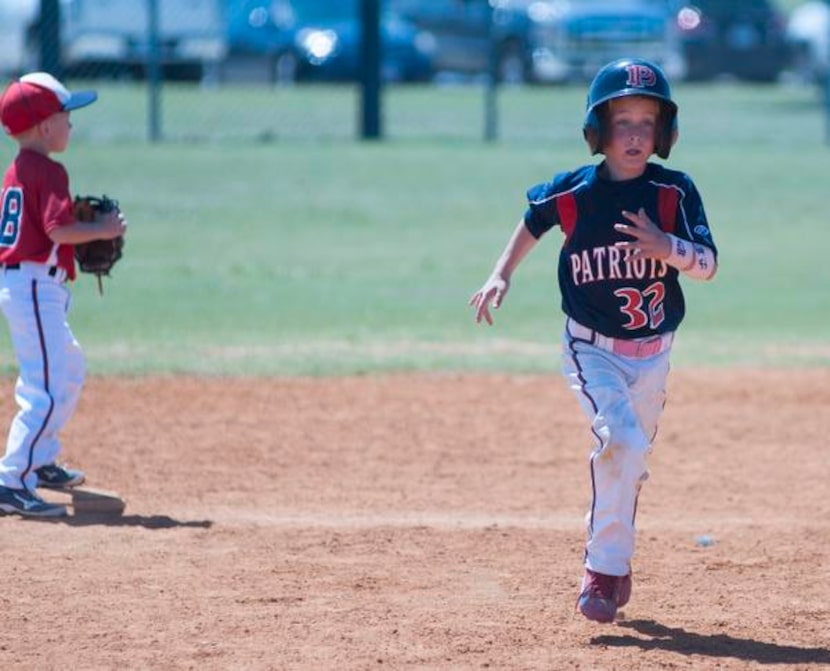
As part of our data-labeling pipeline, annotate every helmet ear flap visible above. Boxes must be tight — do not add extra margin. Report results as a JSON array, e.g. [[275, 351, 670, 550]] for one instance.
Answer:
[[583, 108, 603, 155], [654, 106, 679, 159], [655, 134, 671, 159]]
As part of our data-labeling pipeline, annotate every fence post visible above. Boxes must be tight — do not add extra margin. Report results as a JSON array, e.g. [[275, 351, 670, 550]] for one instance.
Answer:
[[483, 2, 498, 142], [826, 0, 830, 145], [39, 0, 62, 77], [360, 0, 382, 140], [147, 0, 162, 142]]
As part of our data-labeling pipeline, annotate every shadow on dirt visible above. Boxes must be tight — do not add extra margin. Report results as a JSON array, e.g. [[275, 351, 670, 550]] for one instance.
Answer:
[[592, 619, 830, 665], [40, 514, 214, 529]]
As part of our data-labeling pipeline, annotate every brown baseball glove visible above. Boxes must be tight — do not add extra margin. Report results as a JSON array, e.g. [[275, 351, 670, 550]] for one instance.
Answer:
[[73, 195, 125, 295]]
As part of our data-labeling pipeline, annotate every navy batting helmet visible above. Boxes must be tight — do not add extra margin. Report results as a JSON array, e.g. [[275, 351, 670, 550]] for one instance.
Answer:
[[583, 58, 678, 160]]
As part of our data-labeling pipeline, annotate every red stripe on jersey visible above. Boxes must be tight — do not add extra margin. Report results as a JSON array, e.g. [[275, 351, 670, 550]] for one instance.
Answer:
[[657, 186, 678, 234], [556, 192, 578, 241]]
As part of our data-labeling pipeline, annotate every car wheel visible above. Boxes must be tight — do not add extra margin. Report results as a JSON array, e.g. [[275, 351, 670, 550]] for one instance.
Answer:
[[271, 51, 299, 85], [683, 57, 715, 81], [496, 41, 526, 84], [741, 70, 781, 84]]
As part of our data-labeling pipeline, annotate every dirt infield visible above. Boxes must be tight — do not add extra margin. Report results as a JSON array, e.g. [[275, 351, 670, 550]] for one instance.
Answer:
[[1, 369, 829, 670]]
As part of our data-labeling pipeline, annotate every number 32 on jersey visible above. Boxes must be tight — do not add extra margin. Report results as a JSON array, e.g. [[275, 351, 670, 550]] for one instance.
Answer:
[[614, 281, 666, 330]]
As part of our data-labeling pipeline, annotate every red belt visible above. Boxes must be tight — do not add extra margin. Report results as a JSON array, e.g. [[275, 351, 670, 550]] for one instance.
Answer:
[[567, 319, 673, 359]]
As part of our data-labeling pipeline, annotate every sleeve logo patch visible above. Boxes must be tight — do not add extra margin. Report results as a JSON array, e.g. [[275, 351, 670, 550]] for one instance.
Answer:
[[693, 224, 710, 238]]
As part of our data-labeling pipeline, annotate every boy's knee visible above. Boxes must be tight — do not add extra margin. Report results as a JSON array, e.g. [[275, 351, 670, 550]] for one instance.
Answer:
[[594, 422, 651, 475], [597, 417, 649, 452]]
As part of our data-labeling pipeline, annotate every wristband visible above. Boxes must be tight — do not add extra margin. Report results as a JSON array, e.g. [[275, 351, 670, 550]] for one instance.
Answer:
[[687, 243, 717, 280], [664, 234, 696, 271], [664, 234, 717, 280]]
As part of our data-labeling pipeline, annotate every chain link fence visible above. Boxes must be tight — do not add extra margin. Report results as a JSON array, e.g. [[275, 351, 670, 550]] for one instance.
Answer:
[[1, 0, 822, 145], [2, 0, 513, 144]]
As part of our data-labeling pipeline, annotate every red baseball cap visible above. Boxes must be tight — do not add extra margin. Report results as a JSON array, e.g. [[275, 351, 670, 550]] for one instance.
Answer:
[[0, 72, 97, 136]]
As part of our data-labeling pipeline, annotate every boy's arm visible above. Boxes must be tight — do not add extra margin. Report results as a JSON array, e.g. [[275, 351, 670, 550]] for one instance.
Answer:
[[469, 220, 539, 326], [48, 209, 127, 245]]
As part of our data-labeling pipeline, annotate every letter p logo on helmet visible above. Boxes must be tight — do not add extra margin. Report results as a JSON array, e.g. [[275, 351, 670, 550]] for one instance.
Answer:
[[625, 64, 658, 89]]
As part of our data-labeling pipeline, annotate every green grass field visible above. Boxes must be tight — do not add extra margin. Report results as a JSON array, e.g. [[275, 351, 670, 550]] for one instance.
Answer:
[[0, 81, 828, 374]]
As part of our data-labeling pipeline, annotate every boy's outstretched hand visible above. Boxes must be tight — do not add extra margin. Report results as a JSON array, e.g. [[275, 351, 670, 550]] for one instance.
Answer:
[[469, 276, 509, 326], [614, 208, 671, 260]]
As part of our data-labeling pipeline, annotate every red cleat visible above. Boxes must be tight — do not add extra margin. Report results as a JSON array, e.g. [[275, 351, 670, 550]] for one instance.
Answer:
[[577, 569, 632, 623]]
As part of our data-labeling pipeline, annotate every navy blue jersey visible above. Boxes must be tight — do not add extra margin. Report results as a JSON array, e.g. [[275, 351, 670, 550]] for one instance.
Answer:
[[524, 161, 716, 340]]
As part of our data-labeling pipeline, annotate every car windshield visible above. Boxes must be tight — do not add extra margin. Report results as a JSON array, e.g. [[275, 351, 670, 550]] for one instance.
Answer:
[[665, 0, 772, 14], [278, 0, 358, 24], [505, 0, 665, 5], [688, 0, 771, 8], [567, 0, 665, 4]]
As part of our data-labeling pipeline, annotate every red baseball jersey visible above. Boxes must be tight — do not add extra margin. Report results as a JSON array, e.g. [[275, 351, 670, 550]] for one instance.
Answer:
[[1, 149, 76, 280]]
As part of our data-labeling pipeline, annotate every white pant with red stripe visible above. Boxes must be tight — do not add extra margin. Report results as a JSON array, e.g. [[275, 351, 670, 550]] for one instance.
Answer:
[[561, 325, 672, 577], [0, 263, 85, 492]]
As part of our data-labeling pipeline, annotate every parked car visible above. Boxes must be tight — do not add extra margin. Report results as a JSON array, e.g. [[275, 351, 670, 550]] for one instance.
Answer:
[[24, 0, 227, 81], [530, 0, 685, 83], [0, 0, 38, 77], [388, 0, 510, 79], [786, 0, 829, 85], [226, 0, 298, 82], [389, 0, 685, 84], [227, 0, 435, 83], [667, 0, 790, 82]]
